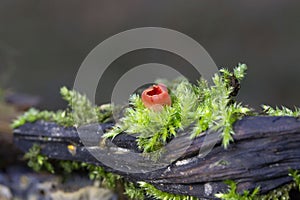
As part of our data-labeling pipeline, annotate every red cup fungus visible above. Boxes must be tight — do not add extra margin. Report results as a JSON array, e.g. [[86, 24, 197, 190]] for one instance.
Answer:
[[141, 84, 172, 111]]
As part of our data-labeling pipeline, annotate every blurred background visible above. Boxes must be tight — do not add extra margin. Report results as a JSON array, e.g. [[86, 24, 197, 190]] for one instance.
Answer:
[[1, 0, 300, 110]]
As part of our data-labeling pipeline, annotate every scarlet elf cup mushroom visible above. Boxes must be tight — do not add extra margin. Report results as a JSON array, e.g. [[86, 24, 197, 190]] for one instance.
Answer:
[[141, 84, 172, 111]]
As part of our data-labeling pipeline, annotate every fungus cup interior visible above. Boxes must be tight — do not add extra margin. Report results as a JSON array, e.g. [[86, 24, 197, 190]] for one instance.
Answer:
[[146, 85, 164, 96]]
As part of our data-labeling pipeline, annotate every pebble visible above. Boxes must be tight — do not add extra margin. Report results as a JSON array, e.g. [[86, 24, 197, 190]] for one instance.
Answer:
[[0, 184, 12, 200]]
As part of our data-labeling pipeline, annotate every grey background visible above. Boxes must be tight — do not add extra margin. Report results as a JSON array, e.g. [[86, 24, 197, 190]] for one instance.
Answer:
[[1, 0, 300, 110]]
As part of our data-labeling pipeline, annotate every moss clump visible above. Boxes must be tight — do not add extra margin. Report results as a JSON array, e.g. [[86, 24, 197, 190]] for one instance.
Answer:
[[24, 144, 121, 190], [139, 182, 198, 200], [124, 182, 146, 200], [260, 183, 294, 200], [262, 105, 300, 117], [12, 87, 113, 128], [23, 144, 55, 173], [11, 108, 72, 128], [215, 176, 300, 200], [104, 79, 200, 152], [215, 180, 260, 200], [289, 169, 300, 191], [104, 63, 250, 151]]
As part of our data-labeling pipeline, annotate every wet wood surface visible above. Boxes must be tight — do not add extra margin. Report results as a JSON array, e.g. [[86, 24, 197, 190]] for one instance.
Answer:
[[13, 116, 300, 199]]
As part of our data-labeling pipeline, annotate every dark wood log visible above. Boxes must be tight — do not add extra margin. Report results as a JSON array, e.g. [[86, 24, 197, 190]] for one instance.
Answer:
[[13, 116, 300, 199]]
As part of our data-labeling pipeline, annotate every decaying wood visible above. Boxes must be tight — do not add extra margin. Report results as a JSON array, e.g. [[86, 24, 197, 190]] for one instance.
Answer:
[[13, 116, 300, 199]]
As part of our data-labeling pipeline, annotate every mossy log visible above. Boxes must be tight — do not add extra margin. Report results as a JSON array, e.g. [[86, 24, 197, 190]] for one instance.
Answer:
[[13, 116, 300, 199]]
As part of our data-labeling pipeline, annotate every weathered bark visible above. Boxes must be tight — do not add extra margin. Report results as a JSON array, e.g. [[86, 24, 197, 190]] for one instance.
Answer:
[[13, 116, 300, 199]]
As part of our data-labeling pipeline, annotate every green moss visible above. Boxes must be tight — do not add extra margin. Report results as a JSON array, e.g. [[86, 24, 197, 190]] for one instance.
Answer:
[[139, 182, 198, 200], [215, 176, 300, 200], [23, 144, 55, 173], [11, 108, 73, 128], [84, 164, 121, 189], [260, 183, 295, 200], [220, 63, 247, 83], [124, 182, 145, 200], [191, 72, 250, 148], [58, 160, 83, 174], [262, 105, 300, 117], [289, 169, 300, 191], [104, 63, 250, 151], [12, 87, 113, 128], [215, 180, 260, 200], [60, 86, 98, 126], [104, 79, 199, 152], [24, 144, 121, 189]]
